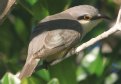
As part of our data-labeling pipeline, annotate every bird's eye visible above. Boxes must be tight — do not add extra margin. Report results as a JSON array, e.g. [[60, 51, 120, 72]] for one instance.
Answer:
[[83, 15, 91, 20], [77, 15, 91, 20]]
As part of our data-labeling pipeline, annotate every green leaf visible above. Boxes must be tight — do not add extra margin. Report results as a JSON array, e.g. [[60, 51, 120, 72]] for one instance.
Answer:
[[32, 0, 72, 20], [32, 2, 49, 20], [45, 0, 72, 14], [13, 17, 27, 44], [88, 53, 104, 76], [26, 0, 38, 5], [1, 73, 20, 84], [105, 73, 118, 84], [36, 69, 50, 81], [76, 67, 87, 81], [49, 56, 78, 84], [48, 78, 59, 84], [82, 47, 105, 76], [21, 77, 40, 84]]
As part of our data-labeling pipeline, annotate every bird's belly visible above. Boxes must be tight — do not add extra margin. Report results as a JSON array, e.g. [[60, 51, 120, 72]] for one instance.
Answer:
[[45, 48, 69, 62]]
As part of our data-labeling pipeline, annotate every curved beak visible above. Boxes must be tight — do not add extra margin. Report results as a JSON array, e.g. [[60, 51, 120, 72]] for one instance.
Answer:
[[92, 14, 111, 20]]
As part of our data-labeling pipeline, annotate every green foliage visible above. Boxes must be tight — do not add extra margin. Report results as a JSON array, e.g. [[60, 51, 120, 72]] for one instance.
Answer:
[[1, 73, 20, 84], [36, 69, 50, 81], [48, 56, 77, 84], [0, 0, 121, 84], [48, 78, 59, 84]]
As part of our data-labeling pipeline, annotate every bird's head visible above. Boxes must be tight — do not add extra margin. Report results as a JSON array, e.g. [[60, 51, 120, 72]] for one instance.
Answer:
[[64, 5, 109, 34]]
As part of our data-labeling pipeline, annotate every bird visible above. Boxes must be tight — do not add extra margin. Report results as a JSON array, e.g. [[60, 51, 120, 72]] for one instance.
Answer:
[[18, 5, 109, 79]]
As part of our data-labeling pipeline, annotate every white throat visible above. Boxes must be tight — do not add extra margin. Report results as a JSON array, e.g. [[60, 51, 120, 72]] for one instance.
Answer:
[[79, 19, 102, 35]]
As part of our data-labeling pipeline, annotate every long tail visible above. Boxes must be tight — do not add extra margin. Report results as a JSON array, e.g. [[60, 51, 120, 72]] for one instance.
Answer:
[[18, 58, 40, 80]]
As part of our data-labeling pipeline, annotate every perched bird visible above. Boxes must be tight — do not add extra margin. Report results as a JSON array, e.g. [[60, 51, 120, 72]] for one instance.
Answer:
[[19, 5, 108, 79]]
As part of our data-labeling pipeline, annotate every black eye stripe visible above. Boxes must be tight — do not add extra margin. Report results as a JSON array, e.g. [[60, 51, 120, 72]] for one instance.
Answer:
[[77, 16, 84, 20], [77, 15, 91, 20], [77, 14, 110, 20]]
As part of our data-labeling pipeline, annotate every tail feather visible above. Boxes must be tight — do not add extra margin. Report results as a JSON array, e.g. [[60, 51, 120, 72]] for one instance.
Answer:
[[18, 58, 40, 80]]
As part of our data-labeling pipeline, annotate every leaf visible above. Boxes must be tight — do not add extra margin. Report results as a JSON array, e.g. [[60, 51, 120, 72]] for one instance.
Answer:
[[36, 69, 50, 82], [13, 17, 28, 44], [45, 0, 72, 14], [32, 1, 49, 20], [105, 73, 118, 84], [76, 66, 87, 81], [1, 73, 20, 84], [48, 78, 59, 84], [26, 0, 38, 6], [49, 56, 78, 84], [32, 0, 72, 20], [21, 77, 40, 84], [81, 46, 105, 76]]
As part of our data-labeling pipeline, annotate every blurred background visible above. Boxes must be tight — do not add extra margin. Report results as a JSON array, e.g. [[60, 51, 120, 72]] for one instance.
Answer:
[[0, 0, 121, 84]]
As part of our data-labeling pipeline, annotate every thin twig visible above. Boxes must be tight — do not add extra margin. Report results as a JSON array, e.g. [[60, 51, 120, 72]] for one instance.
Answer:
[[0, 0, 16, 24], [116, 6, 121, 24], [76, 6, 121, 52], [17, 0, 33, 16]]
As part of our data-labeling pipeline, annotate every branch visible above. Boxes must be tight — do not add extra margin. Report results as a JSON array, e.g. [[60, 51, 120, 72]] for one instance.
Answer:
[[76, 6, 121, 52], [0, 0, 16, 24]]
